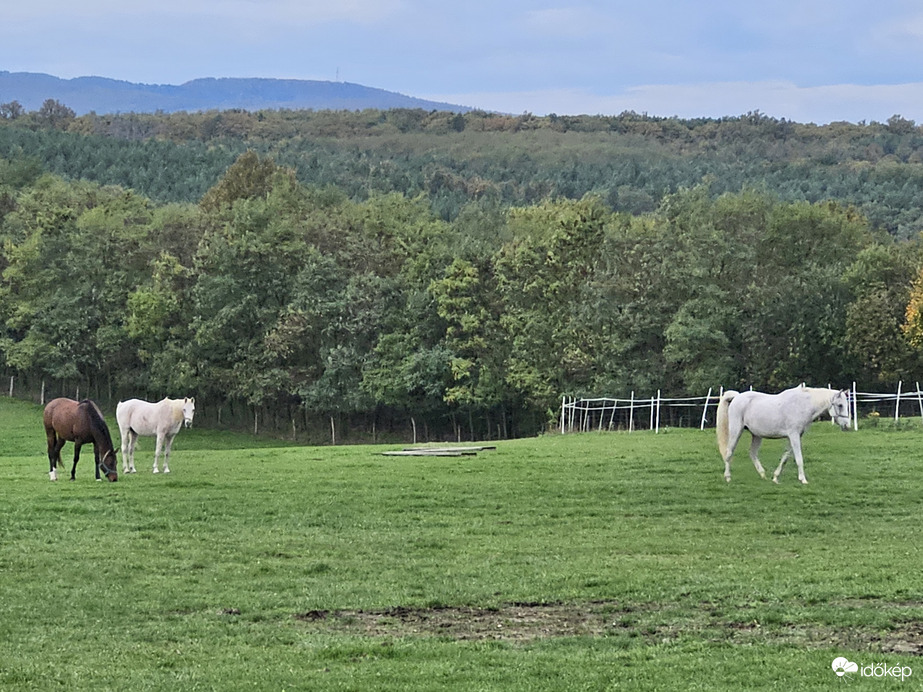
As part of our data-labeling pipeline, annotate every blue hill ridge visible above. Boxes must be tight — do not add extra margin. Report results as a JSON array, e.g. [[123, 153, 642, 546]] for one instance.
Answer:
[[0, 71, 471, 115]]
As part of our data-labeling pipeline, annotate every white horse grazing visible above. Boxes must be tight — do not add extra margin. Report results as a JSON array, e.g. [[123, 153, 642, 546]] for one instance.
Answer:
[[117, 397, 195, 474], [717, 385, 850, 484]]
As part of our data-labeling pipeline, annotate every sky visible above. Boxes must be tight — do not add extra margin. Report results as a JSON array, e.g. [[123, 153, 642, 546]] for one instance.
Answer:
[[4, 0, 923, 124]]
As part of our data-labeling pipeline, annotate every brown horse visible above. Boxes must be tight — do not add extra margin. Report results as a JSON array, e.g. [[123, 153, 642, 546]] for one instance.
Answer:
[[43, 398, 118, 482]]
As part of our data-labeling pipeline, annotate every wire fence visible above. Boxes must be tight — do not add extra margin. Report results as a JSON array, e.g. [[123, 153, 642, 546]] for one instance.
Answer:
[[560, 383, 923, 433]]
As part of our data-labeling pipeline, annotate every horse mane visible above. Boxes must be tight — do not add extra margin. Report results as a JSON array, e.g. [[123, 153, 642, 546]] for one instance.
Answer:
[[801, 386, 836, 406], [79, 400, 115, 451]]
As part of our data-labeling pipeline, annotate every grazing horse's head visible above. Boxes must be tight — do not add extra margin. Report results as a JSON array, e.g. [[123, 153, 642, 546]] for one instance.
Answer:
[[829, 390, 851, 431], [182, 397, 196, 428], [99, 448, 118, 482]]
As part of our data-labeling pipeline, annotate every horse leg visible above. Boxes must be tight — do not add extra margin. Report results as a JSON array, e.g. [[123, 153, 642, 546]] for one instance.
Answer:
[[70, 442, 82, 481], [723, 421, 745, 482], [152, 433, 163, 474], [47, 433, 63, 481], [125, 430, 139, 473], [772, 447, 793, 484], [93, 445, 102, 481], [121, 428, 133, 473], [161, 434, 175, 474], [747, 436, 767, 479], [789, 433, 808, 484]]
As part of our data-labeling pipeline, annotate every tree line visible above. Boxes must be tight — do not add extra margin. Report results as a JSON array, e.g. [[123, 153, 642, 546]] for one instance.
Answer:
[[2, 146, 923, 441], [4, 102, 923, 238]]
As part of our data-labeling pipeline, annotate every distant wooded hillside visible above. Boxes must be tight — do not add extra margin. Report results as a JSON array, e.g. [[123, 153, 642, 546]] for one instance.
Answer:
[[0, 71, 470, 114], [1, 105, 922, 237]]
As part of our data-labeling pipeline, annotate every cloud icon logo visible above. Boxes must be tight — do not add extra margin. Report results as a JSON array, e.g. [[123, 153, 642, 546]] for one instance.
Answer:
[[832, 657, 859, 677]]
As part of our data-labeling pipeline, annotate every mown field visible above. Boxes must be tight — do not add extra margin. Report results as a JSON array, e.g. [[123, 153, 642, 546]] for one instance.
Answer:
[[0, 396, 920, 690]]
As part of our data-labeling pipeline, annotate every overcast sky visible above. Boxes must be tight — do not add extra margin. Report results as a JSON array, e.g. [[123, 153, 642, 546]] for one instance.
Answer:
[[5, 1, 923, 123]]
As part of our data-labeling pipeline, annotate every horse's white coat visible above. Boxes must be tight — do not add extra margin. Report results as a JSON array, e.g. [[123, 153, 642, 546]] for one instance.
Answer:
[[717, 385, 850, 484], [116, 397, 195, 474]]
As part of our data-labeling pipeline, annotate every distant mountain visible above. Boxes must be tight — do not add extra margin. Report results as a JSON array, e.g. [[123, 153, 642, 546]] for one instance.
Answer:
[[0, 71, 472, 115]]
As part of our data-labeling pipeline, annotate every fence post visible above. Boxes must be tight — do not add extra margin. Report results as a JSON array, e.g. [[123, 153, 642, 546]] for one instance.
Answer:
[[8, 376, 12, 397], [917, 382, 923, 426], [895, 381, 902, 422], [561, 396, 566, 434], [629, 391, 635, 432], [700, 387, 712, 430], [655, 390, 662, 433]]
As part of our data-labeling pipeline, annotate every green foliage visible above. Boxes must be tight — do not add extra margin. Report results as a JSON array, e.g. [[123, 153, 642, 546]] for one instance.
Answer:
[[9, 107, 923, 236], [1, 124, 922, 437], [495, 197, 608, 407], [431, 258, 508, 409]]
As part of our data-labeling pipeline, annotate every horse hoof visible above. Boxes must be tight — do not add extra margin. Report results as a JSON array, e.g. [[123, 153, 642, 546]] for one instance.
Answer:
[[153, 468, 159, 474]]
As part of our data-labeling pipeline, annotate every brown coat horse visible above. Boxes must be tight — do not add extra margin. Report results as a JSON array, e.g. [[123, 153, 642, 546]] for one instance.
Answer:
[[43, 398, 118, 482]]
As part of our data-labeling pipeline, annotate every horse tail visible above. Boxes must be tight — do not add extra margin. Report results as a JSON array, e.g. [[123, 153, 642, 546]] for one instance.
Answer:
[[716, 390, 740, 458]]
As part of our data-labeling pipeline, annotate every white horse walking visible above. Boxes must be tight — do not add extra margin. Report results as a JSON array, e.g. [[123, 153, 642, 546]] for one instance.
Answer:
[[717, 385, 850, 484], [117, 397, 195, 474]]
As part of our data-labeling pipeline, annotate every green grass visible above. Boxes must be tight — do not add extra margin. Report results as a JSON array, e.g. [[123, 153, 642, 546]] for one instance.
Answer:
[[1, 396, 920, 690]]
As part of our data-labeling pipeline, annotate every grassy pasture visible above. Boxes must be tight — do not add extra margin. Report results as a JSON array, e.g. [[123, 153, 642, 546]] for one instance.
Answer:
[[0, 396, 921, 690]]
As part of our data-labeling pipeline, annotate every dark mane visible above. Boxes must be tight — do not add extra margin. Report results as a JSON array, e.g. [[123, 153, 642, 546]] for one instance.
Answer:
[[79, 399, 115, 450]]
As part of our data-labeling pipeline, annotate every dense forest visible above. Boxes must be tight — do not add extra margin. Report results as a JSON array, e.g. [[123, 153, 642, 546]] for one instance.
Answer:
[[3, 101, 923, 441]]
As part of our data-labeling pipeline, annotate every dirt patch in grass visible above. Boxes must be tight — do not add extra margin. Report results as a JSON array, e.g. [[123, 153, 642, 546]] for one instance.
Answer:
[[293, 600, 923, 653], [295, 601, 620, 641], [874, 623, 923, 655]]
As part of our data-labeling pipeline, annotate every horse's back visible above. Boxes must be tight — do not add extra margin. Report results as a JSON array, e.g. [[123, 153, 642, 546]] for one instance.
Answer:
[[43, 397, 79, 433], [117, 398, 145, 414], [117, 398, 153, 426], [44, 398, 109, 444], [118, 397, 178, 435], [729, 387, 816, 437], [727, 390, 772, 416]]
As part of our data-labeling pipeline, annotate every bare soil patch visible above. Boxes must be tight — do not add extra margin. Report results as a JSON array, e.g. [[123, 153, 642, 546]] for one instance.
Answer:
[[294, 601, 621, 641], [293, 600, 923, 653]]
